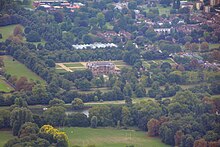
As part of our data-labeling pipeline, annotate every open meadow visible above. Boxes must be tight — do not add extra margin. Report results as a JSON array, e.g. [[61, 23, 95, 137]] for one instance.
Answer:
[[62, 127, 170, 147], [0, 25, 20, 41], [2, 56, 45, 83], [0, 128, 169, 147]]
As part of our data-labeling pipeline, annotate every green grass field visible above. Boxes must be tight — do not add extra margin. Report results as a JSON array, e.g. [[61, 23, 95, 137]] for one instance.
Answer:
[[0, 78, 14, 92], [62, 127, 169, 147], [143, 4, 171, 16], [0, 25, 20, 41], [0, 24, 45, 45], [2, 56, 45, 83], [64, 63, 84, 67], [0, 128, 169, 147], [0, 131, 13, 147]]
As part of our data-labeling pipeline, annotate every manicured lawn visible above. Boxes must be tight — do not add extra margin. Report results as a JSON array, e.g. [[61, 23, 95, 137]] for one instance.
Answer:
[[112, 60, 132, 69], [0, 78, 14, 92], [0, 131, 13, 147], [2, 56, 45, 83], [64, 63, 84, 67], [112, 60, 128, 65], [61, 127, 169, 147], [0, 25, 20, 41]]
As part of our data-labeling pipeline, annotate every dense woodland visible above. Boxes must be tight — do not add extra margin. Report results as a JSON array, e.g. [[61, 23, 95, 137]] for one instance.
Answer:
[[0, 0, 220, 146]]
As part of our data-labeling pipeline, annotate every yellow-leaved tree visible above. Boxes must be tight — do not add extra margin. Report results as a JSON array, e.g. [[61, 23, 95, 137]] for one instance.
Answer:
[[39, 125, 69, 147]]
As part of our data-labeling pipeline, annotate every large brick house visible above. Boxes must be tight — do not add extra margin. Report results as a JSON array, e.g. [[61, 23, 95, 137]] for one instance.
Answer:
[[86, 61, 117, 75]]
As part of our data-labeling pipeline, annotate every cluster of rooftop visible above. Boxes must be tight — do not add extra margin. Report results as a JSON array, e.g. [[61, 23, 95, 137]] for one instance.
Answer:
[[33, 0, 84, 12]]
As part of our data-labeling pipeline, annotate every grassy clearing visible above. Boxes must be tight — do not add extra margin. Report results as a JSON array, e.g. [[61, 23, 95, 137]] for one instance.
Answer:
[[0, 131, 13, 147], [209, 44, 220, 49], [64, 63, 84, 67], [61, 127, 169, 147], [0, 24, 45, 45], [0, 78, 14, 92], [2, 56, 45, 83], [22, 0, 34, 8], [211, 95, 220, 99], [105, 22, 114, 30], [158, 5, 171, 16], [0, 25, 21, 41], [142, 5, 171, 16]]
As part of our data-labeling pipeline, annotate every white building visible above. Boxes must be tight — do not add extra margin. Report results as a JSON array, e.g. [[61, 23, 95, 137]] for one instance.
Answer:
[[154, 28, 172, 34], [72, 43, 118, 50]]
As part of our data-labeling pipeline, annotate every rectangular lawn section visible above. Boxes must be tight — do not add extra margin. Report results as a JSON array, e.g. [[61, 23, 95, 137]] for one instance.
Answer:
[[62, 127, 169, 147], [0, 78, 14, 92], [64, 63, 84, 67], [0, 131, 13, 147], [2, 56, 45, 83]]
